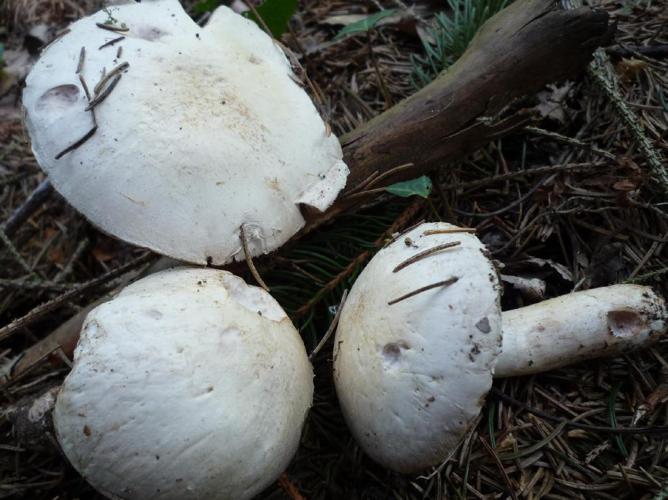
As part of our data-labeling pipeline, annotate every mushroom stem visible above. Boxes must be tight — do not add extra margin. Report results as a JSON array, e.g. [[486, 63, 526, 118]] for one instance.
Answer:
[[494, 285, 667, 377]]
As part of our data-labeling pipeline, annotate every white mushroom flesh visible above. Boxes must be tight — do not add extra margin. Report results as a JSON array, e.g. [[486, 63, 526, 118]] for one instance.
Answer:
[[496, 284, 667, 377], [23, 0, 348, 265], [333, 222, 502, 473], [54, 267, 313, 500]]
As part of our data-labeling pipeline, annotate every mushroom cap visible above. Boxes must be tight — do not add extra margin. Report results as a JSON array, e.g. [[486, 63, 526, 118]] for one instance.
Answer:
[[54, 267, 313, 500], [333, 222, 502, 473], [23, 0, 348, 265]]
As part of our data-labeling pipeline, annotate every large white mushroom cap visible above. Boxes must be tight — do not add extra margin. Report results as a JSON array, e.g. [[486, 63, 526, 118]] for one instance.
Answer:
[[23, 0, 348, 265], [54, 267, 313, 500], [333, 222, 502, 473]]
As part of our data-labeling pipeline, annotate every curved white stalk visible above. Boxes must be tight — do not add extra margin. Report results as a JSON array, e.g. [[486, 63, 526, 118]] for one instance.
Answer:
[[495, 285, 667, 377]]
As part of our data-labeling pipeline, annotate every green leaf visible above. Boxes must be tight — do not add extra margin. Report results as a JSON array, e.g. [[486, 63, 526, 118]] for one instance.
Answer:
[[334, 9, 398, 40], [385, 176, 432, 198], [193, 0, 221, 14], [243, 0, 298, 38]]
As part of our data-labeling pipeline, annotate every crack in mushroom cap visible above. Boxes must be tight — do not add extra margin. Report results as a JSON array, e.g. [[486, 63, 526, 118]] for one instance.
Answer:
[[333, 222, 502, 473], [22, 0, 349, 265], [54, 267, 314, 500]]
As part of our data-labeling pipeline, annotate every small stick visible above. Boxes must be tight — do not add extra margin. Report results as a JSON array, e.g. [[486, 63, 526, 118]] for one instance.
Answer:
[[445, 162, 601, 191], [240, 225, 270, 291], [525, 126, 615, 159], [393, 241, 461, 273], [3, 179, 54, 237], [93, 61, 129, 95], [423, 228, 476, 236], [99, 36, 125, 50], [478, 437, 520, 500], [0, 230, 34, 275], [116, 45, 123, 59], [76, 46, 86, 74], [85, 74, 122, 111], [309, 289, 348, 360], [0, 252, 154, 343], [79, 74, 91, 101], [96, 22, 129, 33], [344, 163, 414, 199], [363, 162, 414, 190], [344, 170, 380, 196], [54, 112, 98, 159], [387, 277, 458, 306]]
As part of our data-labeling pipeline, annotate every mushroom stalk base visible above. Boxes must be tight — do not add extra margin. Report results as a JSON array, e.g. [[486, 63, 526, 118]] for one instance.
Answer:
[[494, 285, 667, 378]]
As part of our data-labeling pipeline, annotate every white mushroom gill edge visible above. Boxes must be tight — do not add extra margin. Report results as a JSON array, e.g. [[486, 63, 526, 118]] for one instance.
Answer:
[[495, 284, 667, 377], [54, 267, 314, 500], [22, 0, 349, 266]]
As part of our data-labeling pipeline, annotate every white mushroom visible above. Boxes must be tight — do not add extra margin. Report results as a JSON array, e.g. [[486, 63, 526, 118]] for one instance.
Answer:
[[333, 222, 503, 473], [333, 222, 667, 473], [22, 0, 348, 265], [54, 267, 313, 500]]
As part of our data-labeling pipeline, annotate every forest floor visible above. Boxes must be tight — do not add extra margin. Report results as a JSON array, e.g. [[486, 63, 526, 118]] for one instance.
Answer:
[[1, 0, 668, 498]]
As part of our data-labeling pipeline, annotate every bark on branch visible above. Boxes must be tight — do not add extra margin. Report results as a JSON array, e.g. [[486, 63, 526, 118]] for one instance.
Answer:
[[301, 0, 614, 232]]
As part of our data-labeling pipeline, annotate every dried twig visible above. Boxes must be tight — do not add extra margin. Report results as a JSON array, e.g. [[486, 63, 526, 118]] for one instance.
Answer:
[[0, 252, 155, 342], [478, 437, 519, 500], [0, 230, 34, 275], [79, 74, 91, 101], [85, 74, 122, 111], [54, 113, 98, 159], [75, 46, 85, 74], [93, 62, 129, 95], [387, 277, 458, 305], [99, 36, 125, 50], [392, 241, 461, 273], [3, 179, 54, 237], [309, 289, 348, 360], [525, 127, 615, 160], [240, 225, 270, 291], [96, 22, 129, 33], [447, 163, 602, 191], [423, 228, 476, 236]]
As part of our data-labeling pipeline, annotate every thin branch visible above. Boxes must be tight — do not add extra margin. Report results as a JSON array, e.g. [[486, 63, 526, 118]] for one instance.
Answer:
[[309, 289, 348, 360], [454, 175, 550, 218], [525, 126, 615, 160], [0, 230, 35, 275], [240, 225, 270, 291], [392, 241, 461, 273], [344, 163, 414, 199], [387, 277, 458, 306], [85, 74, 122, 111], [96, 22, 129, 33], [99, 36, 125, 50], [447, 162, 602, 191], [54, 113, 98, 159], [76, 46, 85, 74], [0, 253, 155, 342], [93, 62, 129, 95], [423, 228, 476, 236], [478, 437, 519, 500], [79, 74, 91, 101], [3, 179, 53, 237]]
